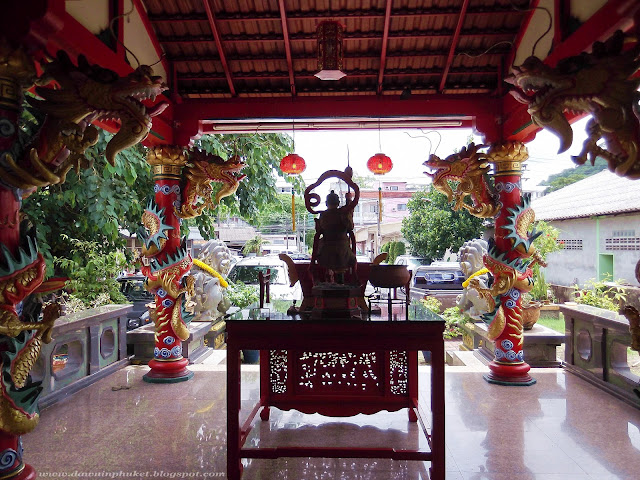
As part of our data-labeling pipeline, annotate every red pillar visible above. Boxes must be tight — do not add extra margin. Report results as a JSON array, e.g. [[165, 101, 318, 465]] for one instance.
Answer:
[[141, 146, 194, 383], [485, 142, 536, 386]]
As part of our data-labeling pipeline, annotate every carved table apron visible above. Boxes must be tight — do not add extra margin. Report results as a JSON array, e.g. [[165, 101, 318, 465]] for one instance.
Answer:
[[226, 310, 445, 480]]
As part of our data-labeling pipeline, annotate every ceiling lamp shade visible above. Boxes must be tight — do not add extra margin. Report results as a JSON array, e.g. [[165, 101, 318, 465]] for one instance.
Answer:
[[367, 153, 393, 175], [314, 21, 346, 81], [280, 153, 306, 175]]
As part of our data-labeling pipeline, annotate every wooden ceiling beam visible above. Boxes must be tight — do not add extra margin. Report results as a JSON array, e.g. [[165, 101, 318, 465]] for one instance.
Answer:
[[277, 0, 296, 96], [202, 0, 236, 96], [156, 28, 519, 44], [168, 47, 511, 63], [439, 0, 469, 93], [178, 67, 497, 81], [377, 0, 393, 95], [148, 5, 528, 23]]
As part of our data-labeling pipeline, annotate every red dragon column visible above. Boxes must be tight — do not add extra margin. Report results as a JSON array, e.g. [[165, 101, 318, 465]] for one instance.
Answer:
[[480, 142, 539, 386], [0, 40, 168, 477], [425, 142, 544, 386], [140, 147, 245, 383]]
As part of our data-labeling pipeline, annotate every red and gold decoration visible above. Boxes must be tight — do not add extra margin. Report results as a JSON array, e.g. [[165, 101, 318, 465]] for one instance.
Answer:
[[367, 152, 393, 175], [0, 39, 167, 478], [314, 21, 346, 81], [426, 142, 545, 386], [280, 124, 306, 232], [139, 147, 246, 383]]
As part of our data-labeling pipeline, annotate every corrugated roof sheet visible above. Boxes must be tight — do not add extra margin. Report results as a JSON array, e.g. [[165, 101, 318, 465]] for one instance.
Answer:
[[532, 171, 640, 221]]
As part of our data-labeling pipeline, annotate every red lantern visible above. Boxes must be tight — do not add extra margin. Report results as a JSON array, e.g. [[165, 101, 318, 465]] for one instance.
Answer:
[[280, 153, 306, 175], [314, 21, 346, 81], [367, 153, 393, 175]]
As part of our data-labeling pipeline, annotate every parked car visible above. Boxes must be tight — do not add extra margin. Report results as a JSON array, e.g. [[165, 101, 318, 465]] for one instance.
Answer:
[[227, 256, 302, 301], [118, 275, 154, 330], [394, 255, 430, 281], [411, 262, 465, 292]]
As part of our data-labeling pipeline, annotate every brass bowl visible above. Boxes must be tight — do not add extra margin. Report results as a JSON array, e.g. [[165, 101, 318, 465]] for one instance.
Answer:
[[368, 264, 411, 288]]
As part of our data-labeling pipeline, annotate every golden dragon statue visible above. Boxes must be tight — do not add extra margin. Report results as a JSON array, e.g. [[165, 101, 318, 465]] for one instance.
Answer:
[[176, 151, 247, 219], [506, 29, 640, 178], [424, 143, 501, 218]]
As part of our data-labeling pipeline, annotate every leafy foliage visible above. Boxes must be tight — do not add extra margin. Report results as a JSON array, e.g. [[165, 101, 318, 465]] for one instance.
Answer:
[[22, 130, 152, 275], [401, 187, 484, 262], [541, 157, 608, 193], [529, 221, 563, 301], [418, 297, 468, 338], [382, 241, 406, 263], [226, 281, 259, 309], [22, 130, 297, 275], [53, 236, 127, 309], [573, 275, 627, 311], [243, 235, 268, 255]]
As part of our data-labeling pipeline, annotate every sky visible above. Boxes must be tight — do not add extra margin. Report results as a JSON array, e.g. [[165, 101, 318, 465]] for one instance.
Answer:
[[292, 116, 591, 191]]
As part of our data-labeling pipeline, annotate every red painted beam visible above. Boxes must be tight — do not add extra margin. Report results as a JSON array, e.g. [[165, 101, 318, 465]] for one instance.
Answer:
[[376, 0, 393, 95], [202, 0, 236, 96], [173, 94, 500, 144], [132, 0, 170, 76], [277, 0, 296, 96], [502, 0, 640, 142], [439, 0, 469, 93]]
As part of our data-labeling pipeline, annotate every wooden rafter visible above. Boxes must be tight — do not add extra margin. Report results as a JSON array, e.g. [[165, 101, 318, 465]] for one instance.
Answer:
[[147, 5, 529, 23], [157, 27, 519, 45], [277, 0, 295, 96], [377, 0, 393, 95], [168, 47, 511, 63], [439, 0, 469, 93], [202, 0, 236, 96]]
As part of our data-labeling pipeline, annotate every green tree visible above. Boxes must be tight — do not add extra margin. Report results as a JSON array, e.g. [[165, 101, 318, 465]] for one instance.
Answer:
[[401, 188, 484, 262], [541, 157, 608, 193], [243, 235, 268, 255], [22, 130, 297, 275]]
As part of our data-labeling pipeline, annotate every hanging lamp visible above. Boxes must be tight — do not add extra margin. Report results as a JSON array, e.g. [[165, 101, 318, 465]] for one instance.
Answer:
[[314, 21, 346, 81], [279, 122, 306, 232], [367, 119, 393, 175]]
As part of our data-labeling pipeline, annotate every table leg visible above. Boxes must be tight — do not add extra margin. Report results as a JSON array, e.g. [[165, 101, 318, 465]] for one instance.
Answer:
[[227, 346, 242, 480], [430, 342, 445, 480]]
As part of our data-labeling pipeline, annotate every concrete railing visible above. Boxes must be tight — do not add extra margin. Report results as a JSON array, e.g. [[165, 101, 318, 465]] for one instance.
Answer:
[[561, 304, 639, 408], [32, 304, 132, 409]]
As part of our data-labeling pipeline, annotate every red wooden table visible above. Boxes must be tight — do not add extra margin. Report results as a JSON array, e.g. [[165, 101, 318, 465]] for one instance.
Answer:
[[226, 306, 445, 479]]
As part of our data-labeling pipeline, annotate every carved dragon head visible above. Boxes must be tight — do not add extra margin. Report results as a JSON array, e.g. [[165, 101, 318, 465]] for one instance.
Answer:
[[190, 151, 247, 204], [30, 51, 168, 165], [506, 30, 640, 154]]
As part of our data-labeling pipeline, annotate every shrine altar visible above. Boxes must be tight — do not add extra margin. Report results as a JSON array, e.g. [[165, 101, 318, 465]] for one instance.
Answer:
[[226, 304, 445, 480]]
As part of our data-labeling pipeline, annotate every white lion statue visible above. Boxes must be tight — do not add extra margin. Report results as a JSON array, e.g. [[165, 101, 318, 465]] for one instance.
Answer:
[[191, 240, 234, 322], [457, 239, 491, 320]]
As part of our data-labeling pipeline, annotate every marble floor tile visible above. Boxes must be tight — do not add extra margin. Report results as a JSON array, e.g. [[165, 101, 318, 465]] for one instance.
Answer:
[[21, 362, 640, 479]]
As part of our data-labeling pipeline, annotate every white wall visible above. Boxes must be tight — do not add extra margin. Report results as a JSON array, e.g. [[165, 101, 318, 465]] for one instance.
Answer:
[[546, 214, 640, 287]]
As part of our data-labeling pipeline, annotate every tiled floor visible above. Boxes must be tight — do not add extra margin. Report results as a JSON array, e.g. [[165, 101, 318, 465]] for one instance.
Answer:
[[24, 354, 640, 479]]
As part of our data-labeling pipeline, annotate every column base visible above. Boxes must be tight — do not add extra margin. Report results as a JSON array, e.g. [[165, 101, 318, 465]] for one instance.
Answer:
[[143, 358, 194, 383], [2, 464, 36, 480], [483, 361, 536, 386]]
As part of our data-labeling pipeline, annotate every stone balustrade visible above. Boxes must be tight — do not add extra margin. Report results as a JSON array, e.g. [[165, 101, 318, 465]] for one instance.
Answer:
[[561, 304, 639, 408]]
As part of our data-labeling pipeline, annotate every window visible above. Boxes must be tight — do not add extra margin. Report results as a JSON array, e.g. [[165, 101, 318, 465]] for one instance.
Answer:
[[397, 204, 407, 211], [370, 204, 378, 213], [558, 239, 582, 250], [387, 185, 399, 191], [605, 237, 640, 250]]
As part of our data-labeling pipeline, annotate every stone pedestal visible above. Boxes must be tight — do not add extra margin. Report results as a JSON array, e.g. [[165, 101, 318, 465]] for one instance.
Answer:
[[461, 322, 564, 367], [128, 322, 213, 364]]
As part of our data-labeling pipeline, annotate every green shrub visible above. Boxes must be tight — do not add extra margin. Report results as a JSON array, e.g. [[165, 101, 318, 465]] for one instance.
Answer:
[[53, 236, 126, 310], [573, 276, 627, 311], [441, 306, 469, 339], [419, 296, 442, 313], [226, 281, 259, 309]]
